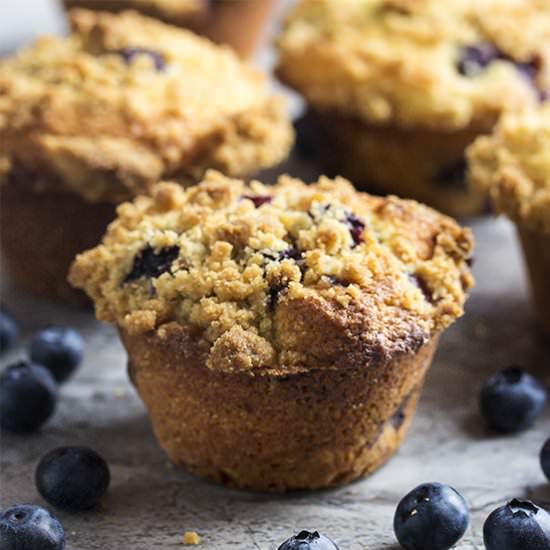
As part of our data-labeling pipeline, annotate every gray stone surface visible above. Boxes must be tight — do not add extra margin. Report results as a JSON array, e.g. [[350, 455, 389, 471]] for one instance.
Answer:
[[1, 2, 550, 549]]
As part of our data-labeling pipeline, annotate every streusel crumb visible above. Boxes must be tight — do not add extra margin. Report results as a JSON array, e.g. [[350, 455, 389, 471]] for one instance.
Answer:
[[70, 171, 473, 374]]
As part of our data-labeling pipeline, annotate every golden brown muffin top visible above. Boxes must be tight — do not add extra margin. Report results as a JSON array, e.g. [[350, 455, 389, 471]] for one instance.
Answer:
[[0, 9, 292, 203], [277, 0, 550, 131], [468, 105, 550, 234], [70, 171, 474, 374]]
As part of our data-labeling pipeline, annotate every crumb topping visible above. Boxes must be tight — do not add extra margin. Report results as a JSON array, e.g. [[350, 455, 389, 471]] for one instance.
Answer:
[[468, 105, 550, 233], [0, 9, 292, 203], [277, 0, 550, 130], [70, 171, 474, 374]]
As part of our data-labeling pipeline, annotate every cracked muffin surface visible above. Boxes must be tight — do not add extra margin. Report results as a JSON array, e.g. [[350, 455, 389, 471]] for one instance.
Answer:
[[277, 0, 550, 131], [468, 105, 550, 234], [0, 9, 292, 203], [70, 171, 474, 374]]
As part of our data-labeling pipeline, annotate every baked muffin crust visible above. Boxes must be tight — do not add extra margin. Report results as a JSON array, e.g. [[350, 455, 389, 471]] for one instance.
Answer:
[[70, 171, 474, 374], [277, 0, 550, 130], [0, 9, 292, 203], [468, 106, 550, 234]]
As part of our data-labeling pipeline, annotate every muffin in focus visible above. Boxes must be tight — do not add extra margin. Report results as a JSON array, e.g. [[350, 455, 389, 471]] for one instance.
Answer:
[[277, 0, 550, 217], [62, 0, 275, 57], [70, 170, 474, 490], [468, 105, 550, 335], [0, 9, 293, 303]]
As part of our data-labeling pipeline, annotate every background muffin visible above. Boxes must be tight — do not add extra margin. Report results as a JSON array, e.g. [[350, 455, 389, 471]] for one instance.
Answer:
[[468, 105, 550, 335], [62, 0, 276, 57], [0, 9, 293, 303], [70, 170, 474, 490], [277, 0, 550, 217]]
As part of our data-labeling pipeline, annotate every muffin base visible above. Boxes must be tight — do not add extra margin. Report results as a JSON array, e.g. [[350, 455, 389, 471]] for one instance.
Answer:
[[518, 226, 550, 336], [63, 0, 275, 57], [123, 324, 438, 491], [297, 110, 487, 218], [0, 183, 115, 304]]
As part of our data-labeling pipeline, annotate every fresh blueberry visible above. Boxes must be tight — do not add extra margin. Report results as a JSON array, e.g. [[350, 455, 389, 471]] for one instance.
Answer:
[[541, 438, 550, 482], [30, 327, 84, 383], [0, 362, 57, 434], [0, 504, 64, 550], [480, 367, 547, 433], [36, 446, 110, 512], [393, 482, 470, 550], [123, 244, 180, 283], [277, 530, 339, 550], [483, 499, 550, 550], [0, 309, 18, 354]]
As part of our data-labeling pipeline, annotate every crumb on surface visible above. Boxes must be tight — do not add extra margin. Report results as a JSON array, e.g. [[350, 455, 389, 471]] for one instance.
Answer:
[[182, 531, 200, 545]]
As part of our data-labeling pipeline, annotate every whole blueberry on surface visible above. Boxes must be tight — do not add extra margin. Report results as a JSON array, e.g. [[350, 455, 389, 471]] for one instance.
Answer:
[[30, 327, 84, 383], [277, 530, 339, 549], [393, 482, 469, 550], [36, 446, 110, 512], [0, 309, 18, 354], [483, 499, 550, 550], [0, 362, 57, 434], [480, 367, 547, 433], [541, 438, 550, 482], [0, 504, 64, 550]]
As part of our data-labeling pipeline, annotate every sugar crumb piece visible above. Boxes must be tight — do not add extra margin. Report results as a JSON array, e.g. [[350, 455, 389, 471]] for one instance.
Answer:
[[182, 531, 200, 545]]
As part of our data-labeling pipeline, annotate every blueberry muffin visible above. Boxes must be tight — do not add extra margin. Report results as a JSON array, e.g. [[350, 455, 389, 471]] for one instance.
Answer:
[[0, 9, 292, 303], [468, 106, 550, 335], [62, 0, 275, 57], [69, 170, 474, 490], [277, 0, 550, 217]]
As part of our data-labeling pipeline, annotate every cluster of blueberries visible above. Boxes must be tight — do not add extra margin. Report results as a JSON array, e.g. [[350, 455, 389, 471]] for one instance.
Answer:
[[0, 308, 549, 549]]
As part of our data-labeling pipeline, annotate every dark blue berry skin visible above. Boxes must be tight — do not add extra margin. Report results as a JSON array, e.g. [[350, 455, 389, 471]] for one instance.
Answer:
[[0, 309, 18, 354], [483, 499, 550, 550], [541, 438, 550, 482], [36, 446, 110, 512], [0, 362, 57, 434], [277, 530, 339, 550], [123, 245, 180, 284], [393, 482, 470, 550], [480, 367, 547, 433], [0, 504, 64, 550], [117, 47, 165, 70], [30, 327, 84, 383]]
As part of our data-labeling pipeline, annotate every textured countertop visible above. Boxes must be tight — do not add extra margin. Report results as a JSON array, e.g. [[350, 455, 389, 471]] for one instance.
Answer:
[[1, 2, 550, 549]]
